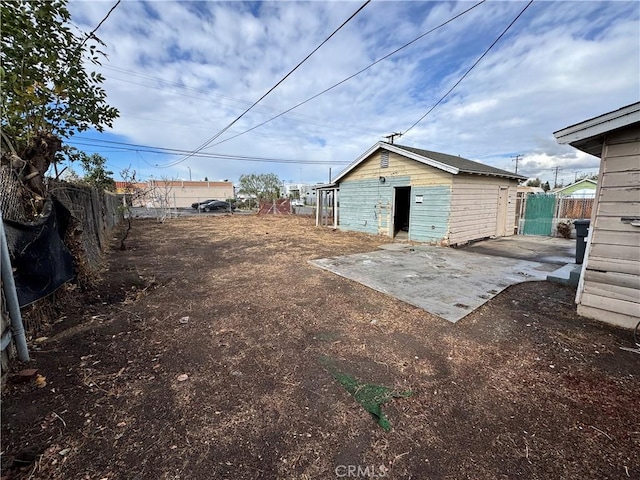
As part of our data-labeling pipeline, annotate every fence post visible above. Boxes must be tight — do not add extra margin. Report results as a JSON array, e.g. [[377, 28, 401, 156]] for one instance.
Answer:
[[518, 194, 527, 234], [0, 212, 29, 362], [173, 191, 177, 218]]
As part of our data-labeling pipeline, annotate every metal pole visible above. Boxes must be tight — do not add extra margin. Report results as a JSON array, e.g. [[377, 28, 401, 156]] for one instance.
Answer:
[[336, 189, 339, 228], [315, 191, 321, 226], [0, 212, 29, 361]]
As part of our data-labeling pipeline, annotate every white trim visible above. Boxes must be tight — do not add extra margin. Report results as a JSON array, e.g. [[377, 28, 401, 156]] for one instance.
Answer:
[[313, 183, 337, 190], [332, 142, 387, 183], [575, 157, 605, 305], [384, 143, 460, 175], [554, 102, 640, 145], [332, 142, 459, 184]]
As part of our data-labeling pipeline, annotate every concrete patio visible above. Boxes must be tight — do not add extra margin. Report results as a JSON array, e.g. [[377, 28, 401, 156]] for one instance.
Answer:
[[311, 236, 576, 323]]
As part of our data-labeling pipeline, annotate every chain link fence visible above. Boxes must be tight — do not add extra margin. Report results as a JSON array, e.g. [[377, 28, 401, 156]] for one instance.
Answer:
[[0, 168, 123, 379], [1, 276, 15, 383], [49, 180, 122, 271], [0, 165, 29, 223]]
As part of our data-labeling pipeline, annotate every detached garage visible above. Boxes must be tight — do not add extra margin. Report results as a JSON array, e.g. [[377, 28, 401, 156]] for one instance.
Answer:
[[331, 142, 525, 245]]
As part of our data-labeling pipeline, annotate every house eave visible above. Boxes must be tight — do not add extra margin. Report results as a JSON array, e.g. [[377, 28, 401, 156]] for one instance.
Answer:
[[553, 102, 640, 156], [312, 182, 337, 190], [332, 143, 384, 184], [383, 143, 459, 175], [332, 142, 460, 184], [460, 170, 526, 181], [333, 141, 525, 183]]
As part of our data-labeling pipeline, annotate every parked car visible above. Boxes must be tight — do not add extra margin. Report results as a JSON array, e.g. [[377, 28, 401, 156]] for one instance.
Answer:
[[291, 199, 305, 207], [199, 200, 235, 212], [191, 199, 216, 209]]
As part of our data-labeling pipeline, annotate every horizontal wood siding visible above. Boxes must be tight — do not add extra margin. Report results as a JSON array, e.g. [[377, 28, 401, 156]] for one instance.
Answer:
[[586, 256, 640, 276], [577, 305, 637, 329], [578, 124, 640, 329], [339, 149, 452, 239], [601, 171, 640, 188], [409, 186, 452, 243], [342, 151, 452, 187], [449, 175, 518, 245], [339, 148, 520, 245], [339, 177, 411, 236]]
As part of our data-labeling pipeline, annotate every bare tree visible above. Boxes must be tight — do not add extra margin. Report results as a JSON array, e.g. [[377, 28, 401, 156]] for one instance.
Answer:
[[148, 177, 175, 223], [118, 167, 149, 250]]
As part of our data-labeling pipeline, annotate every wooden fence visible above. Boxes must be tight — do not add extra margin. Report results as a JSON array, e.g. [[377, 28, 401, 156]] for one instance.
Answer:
[[556, 197, 594, 219]]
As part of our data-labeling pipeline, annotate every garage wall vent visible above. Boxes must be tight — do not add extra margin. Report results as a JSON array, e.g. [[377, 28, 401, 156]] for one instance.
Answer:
[[380, 151, 389, 168]]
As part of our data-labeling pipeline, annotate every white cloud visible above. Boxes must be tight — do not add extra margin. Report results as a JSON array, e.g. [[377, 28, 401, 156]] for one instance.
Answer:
[[67, 0, 639, 187]]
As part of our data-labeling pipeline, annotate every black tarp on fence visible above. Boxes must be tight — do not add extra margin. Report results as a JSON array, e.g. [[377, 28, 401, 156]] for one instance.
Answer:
[[3, 198, 74, 307]]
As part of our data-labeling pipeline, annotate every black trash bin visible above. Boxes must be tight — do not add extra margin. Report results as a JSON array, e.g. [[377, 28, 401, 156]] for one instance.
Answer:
[[574, 219, 590, 264]]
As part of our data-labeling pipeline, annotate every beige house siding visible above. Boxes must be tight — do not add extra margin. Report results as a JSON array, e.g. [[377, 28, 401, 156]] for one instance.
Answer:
[[577, 125, 640, 329], [338, 148, 519, 244], [341, 151, 453, 187], [449, 175, 518, 245], [339, 151, 453, 240]]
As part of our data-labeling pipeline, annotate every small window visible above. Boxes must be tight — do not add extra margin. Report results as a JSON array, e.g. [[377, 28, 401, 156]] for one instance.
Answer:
[[380, 151, 389, 168]]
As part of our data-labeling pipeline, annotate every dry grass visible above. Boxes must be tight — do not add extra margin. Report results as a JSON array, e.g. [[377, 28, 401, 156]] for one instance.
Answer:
[[1, 214, 638, 479]]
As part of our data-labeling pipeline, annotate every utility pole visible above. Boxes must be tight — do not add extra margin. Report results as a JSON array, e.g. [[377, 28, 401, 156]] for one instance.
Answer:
[[384, 132, 403, 144], [511, 154, 522, 175], [552, 166, 563, 188]]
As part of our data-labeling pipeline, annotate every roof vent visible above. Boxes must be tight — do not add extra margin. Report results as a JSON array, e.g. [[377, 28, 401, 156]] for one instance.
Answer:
[[380, 151, 389, 168]]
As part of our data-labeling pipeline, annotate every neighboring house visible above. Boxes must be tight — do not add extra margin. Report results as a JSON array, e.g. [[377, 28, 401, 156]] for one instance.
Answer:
[[283, 183, 318, 205], [325, 142, 525, 245], [554, 102, 640, 329], [116, 180, 234, 208], [517, 186, 545, 195], [553, 178, 597, 198]]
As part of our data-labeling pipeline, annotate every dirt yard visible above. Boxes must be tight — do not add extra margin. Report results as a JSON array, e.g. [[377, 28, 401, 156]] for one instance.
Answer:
[[2, 215, 638, 479]]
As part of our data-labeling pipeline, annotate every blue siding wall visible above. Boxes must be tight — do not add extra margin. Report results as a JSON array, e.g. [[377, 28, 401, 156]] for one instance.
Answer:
[[339, 177, 410, 236], [408, 186, 451, 243], [339, 179, 452, 243]]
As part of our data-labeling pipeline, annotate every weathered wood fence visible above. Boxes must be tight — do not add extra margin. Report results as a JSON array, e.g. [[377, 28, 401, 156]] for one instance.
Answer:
[[515, 192, 594, 236]]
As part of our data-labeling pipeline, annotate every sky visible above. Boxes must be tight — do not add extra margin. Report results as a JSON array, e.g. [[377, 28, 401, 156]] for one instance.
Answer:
[[66, 0, 640, 187]]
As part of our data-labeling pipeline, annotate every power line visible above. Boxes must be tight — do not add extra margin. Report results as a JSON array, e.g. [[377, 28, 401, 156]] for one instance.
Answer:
[[67, 137, 349, 165], [79, 0, 121, 49], [201, 0, 487, 151], [102, 68, 374, 136], [93, 1, 484, 170], [168, 0, 372, 168], [402, 0, 534, 136]]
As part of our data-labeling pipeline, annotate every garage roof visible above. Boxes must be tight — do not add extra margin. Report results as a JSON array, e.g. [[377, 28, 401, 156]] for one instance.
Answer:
[[333, 142, 526, 183]]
